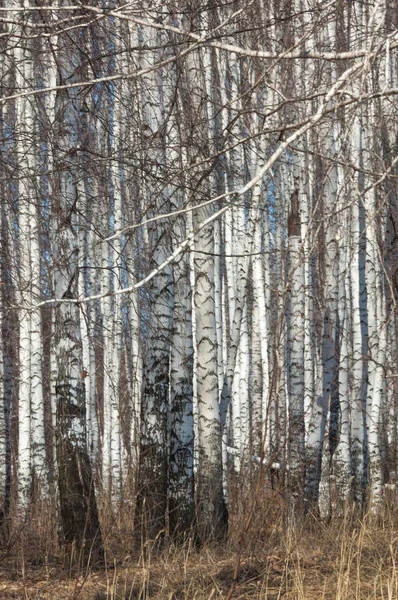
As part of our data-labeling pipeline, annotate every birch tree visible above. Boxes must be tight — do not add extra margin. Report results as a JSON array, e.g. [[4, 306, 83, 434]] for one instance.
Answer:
[[4, 0, 398, 547], [286, 191, 305, 504], [51, 2, 102, 557], [135, 20, 175, 542]]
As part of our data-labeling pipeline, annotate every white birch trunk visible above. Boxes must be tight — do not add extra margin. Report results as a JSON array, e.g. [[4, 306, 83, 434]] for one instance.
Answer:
[[331, 228, 352, 507], [363, 111, 386, 505], [287, 231, 305, 502], [135, 21, 174, 539], [195, 211, 227, 539], [169, 220, 194, 535], [12, 5, 47, 507], [52, 1, 101, 553]]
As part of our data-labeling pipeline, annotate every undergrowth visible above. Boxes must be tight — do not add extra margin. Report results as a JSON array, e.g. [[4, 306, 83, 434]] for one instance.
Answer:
[[0, 483, 398, 599]]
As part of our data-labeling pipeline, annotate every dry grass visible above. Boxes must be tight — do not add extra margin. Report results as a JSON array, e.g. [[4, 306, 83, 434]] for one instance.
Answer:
[[1, 490, 398, 600]]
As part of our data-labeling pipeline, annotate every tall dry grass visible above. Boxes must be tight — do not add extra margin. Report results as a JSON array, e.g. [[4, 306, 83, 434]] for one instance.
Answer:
[[1, 479, 398, 599]]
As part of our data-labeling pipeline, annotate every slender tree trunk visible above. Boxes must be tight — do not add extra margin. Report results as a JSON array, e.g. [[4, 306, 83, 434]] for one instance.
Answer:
[[195, 211, 227, 540], [168, 242, 194, 537], [168, 54, 195, 537], [52, 2, 101, 558], [287, 195, 305, 506], [12, 11, 47, 509], [135, 22, 174, 544]]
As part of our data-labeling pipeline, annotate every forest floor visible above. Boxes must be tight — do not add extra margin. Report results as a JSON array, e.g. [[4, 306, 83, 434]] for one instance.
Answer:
[[0, 497, 397, 599]]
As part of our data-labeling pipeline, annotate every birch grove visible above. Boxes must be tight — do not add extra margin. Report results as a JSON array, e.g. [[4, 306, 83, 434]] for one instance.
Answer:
[[1, 0, 398, 554]]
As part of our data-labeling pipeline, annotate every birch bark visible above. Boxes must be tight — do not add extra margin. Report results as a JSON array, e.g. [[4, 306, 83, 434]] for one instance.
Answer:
[[11, 0, 47, 508], [52, 2, 101, 556], [135, 21, 174, 542], [287, 195, 305, 504]]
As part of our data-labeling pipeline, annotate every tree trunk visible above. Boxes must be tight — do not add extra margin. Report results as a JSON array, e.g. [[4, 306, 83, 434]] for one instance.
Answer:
[[52, 1, 102, 560]]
